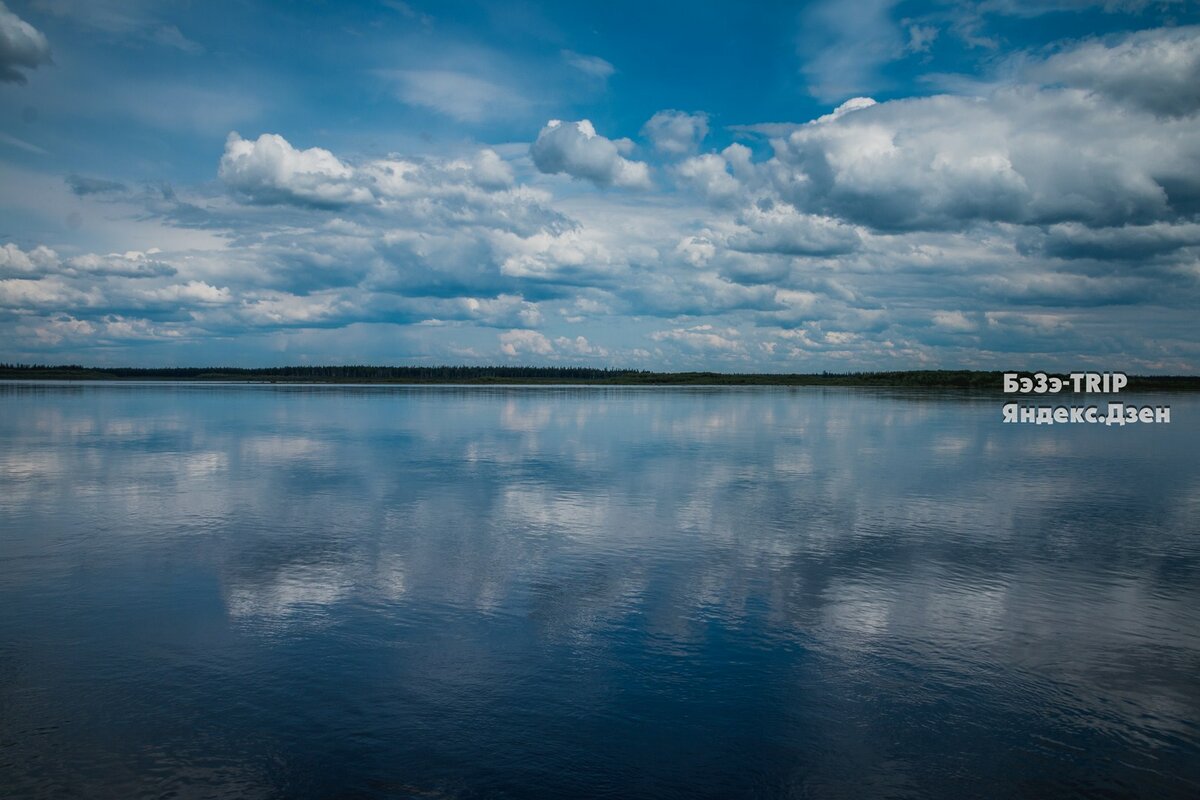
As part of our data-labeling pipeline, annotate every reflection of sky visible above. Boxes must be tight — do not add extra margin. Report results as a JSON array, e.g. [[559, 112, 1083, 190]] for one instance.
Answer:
[[1, 384, 1198, 797]]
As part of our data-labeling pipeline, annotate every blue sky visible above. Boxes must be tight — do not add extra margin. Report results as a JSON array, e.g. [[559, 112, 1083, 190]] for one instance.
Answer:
[[1, 0, 1198, 371]]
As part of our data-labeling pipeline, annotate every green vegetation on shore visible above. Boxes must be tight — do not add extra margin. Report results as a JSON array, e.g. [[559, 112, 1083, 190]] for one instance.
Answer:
[[1, 364, 1198, 390]]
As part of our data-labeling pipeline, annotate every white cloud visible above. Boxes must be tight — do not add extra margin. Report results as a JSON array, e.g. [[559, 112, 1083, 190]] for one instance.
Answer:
[[238, 292, 352, 326], [932, 310, 976, 332], [650, 325, 743, 353], [217, 134, 539, 247], [23, 314, 95, 344], [0, 244, 178, 280], [641, 110, 709, 156], [728, 204, 861, 256], [764, 79, 1200, 230], [64, 250, 177, 278], [0, 1, 51, 83], [1028, 25, 1200, 117], [92, 316, 187, 341], [499, 328, 553, 356], [491, 228, 614, 279], [984, 310, 1072, 336], [673, 154, 741, 204], [674, 235, 717, 268], [219, 132, 373, 207], [0, 242, 57, 276], [813, 96, 878, 123], [142, 280, 231, 305], [470, 148, 515, 191], [774, 289, 821, 313], [554, 335, 607, 357], [530, 119, 652, 189], [457, 294, 541, 328], [0, 277, 101, 309]]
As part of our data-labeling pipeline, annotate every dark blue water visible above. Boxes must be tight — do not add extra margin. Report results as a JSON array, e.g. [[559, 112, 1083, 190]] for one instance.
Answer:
[[1, 383, 1198, 799]]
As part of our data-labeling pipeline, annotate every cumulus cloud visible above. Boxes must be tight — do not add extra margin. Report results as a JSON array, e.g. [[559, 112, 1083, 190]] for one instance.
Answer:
[[530, 120, 652, 189], [763, 83, 1200, 230], [469, 148, 515, 191], [86, 315, 186, 342], [672, 154, 741, 204], [728, 204, 861, 257], [554, 335, 607, 357], [219, 132, 372, 208], [1028, 26, 1200, 117], [217, 132, 538, 241], [23, 314, 94, 345], [0, 1, 51, 83], [1, 244, 177, 279], [650, 325, 743, 353], [642, 110, 709, 156], [0, 276, 102, 310], [813, 96, 878, 123], [0, 242, 58, 277], [360, 153, 520, 201], [237, 292, 354, 327], [723, 28, 1200, 242], [16, 312, 195, 345], [495, 330, 610, 361], [490, 228, 613, 280], [64, 250, 178, 278], [499, 328, 553, 356], [142, 280, 231, 304], [674, 235, 717, 268], [931, 310, 976, 332], [0, 241, 239, 343], [51, 135, 570, 346], [454, 294, 541, 328]]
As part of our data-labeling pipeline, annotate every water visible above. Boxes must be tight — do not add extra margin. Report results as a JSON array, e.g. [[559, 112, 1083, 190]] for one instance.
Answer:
[[1, 382, 1198, 799]]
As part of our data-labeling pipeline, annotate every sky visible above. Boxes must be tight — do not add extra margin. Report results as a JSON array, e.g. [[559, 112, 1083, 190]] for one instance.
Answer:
[[0, 0, 1198, 371]]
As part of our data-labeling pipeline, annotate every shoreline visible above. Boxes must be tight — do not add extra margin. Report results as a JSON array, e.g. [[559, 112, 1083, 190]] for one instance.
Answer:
[[2, 367, 1198, 391]]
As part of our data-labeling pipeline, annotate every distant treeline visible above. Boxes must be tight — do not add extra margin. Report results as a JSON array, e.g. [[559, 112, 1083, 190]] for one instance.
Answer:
[[2, 364, 1198, 390]]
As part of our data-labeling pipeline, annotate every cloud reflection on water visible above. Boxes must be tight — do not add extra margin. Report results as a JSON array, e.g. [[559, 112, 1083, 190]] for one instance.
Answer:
[[1, 384, 1198, 797]]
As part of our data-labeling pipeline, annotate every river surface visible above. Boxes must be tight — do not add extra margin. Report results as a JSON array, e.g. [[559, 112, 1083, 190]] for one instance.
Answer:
[[1, 382, 1198, 799]]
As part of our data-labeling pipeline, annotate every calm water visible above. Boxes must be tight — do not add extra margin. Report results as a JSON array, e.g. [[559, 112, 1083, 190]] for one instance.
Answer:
[[1, 383, 1198, 799]]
